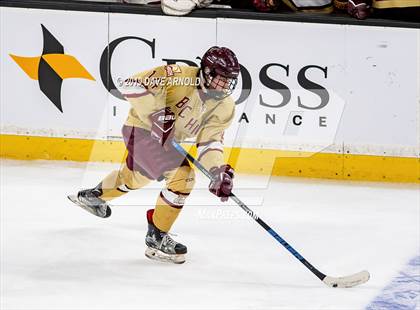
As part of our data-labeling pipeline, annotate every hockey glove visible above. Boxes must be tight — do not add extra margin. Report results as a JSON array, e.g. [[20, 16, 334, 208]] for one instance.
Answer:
[[347, 0, 371, 19], [209, 164, 234, 202], [253, 0, 280, 11], [149, 107, 176, 151]]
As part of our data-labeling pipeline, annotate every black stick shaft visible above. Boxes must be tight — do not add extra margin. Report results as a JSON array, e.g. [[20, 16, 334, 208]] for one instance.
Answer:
[[172, 140, 326, 281]]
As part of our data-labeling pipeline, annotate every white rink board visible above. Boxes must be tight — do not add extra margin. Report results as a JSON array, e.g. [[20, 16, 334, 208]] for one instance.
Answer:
[[217, 19, 419, 156], [217, 19, 348, 153], [1, 6, 419, 157], [0, 7, 110, 139]]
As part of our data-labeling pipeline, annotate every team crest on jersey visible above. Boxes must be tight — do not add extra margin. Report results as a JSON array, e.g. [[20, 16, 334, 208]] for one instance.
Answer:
[[165, 65, 182, 77]]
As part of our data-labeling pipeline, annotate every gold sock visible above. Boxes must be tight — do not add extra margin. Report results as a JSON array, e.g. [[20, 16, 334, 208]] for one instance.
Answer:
[[152, 195, 183, 232]]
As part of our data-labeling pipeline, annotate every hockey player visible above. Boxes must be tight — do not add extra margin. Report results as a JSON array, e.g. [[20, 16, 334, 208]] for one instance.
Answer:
[[69, 46, 240, 264]]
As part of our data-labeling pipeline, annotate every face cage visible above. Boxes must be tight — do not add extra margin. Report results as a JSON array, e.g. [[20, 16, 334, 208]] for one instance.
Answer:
[[204, 74, 238, 100]]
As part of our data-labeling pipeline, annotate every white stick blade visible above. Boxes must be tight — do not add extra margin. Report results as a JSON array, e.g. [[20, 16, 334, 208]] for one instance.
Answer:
[[323, 270, 370, 288]]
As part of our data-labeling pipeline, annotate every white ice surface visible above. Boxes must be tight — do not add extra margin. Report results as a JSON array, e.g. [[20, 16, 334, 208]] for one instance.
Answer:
[[1, 159, 419, 310]]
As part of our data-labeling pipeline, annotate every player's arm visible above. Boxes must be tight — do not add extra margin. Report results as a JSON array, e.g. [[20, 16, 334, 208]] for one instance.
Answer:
[[196, 98, 235, 201], [121, 66, 176, 148], [122, 66, 167, 108]]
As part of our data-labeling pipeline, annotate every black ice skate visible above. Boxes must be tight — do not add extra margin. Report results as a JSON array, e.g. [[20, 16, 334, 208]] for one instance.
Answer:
[[67, 184, 111, 218], [144, 209, 187, 264]]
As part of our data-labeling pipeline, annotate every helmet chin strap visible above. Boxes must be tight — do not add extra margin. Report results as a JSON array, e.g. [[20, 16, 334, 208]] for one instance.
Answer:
[[199, 69, 211, 94], [197, 69, 210, 102]]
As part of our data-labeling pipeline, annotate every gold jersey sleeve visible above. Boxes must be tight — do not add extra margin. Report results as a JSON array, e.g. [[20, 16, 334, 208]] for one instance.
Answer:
[[196, 97, 235, 171], [122, 65, 172, 130]]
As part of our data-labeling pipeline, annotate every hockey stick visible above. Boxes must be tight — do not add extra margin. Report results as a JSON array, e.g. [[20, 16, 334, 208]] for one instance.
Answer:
[[171, 140, 370, 288]]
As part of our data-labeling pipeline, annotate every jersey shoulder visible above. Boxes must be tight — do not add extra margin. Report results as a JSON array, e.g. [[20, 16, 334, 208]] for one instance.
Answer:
[[165, 65, 200, 80], [217, 96, 235, 115], [208, 96, 235, 125]]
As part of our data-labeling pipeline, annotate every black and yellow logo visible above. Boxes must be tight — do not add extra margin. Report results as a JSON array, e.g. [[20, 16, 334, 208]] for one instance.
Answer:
[[9, 24, 95, 113]]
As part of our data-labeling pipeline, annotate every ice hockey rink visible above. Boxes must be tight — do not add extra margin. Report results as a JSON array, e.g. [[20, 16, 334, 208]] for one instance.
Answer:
[[1, 159, 418, 310]]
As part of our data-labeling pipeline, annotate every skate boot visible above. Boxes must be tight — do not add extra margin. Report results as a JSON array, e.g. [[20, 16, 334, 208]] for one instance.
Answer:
[[144, 209, 187, 264], [67, 183, 111, 218]]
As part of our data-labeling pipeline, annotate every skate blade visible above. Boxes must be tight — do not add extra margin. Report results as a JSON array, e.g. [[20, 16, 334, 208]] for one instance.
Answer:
[[145, 247, 186, 264], [67, 195, 111, 218]]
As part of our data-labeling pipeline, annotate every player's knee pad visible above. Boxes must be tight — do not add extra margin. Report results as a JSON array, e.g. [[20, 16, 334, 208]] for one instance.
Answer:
[[160, 188, 189, 208], [115, 183, 135, 193], [166, 165, 196, 195]]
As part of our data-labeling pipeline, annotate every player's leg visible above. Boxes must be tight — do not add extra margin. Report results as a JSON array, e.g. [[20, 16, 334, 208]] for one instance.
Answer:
[[69, 125, 154, 217], [153, 162, 195, 231], [72, 163, 152, 217], [145, 162, 195, 264], [99, 163, 152, 201]]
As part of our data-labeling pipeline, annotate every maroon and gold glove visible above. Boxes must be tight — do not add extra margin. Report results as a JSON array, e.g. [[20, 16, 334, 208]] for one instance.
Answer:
[[347, 0, 371, 19], [149, 107, 176, 150], [253, 0, 280, 12], [209, 164, 234, 202]]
